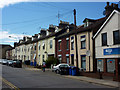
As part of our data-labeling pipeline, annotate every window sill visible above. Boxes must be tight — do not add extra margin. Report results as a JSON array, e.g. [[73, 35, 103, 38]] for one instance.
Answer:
[[102, 45, 108, 46], [81, 48, 86, 49], [113, 43, 120, 45]]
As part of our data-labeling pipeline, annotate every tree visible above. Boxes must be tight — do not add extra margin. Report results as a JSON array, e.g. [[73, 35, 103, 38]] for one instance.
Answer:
[[45, 56, 59, 68]]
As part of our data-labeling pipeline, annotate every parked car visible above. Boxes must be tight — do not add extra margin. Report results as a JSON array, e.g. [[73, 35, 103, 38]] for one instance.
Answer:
[[2, 59, 8, 65], [12, 60, 22, 68], [52, 63, 70, 74], [0, 59, 3, 64], [7, 60, 13, 66]]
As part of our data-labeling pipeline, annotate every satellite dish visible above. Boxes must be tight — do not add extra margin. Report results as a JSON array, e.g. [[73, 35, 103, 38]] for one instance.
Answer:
[[86, 50, 90, 56], [103, 10, 106, 16]]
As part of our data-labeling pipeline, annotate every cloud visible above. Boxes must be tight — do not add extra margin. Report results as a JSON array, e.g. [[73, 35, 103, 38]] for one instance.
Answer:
[[0, 0, 119, 8], [0, 30, 31, 43], [0, 0, 36, 8], [4, 40, 17, 43]]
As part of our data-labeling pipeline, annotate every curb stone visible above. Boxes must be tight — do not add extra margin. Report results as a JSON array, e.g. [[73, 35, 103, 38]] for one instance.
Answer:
[[64, 75, 119, 88]]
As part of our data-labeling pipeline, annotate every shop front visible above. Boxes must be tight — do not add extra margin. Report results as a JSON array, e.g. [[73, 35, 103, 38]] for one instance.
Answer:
[[97, 47, 120, 81]]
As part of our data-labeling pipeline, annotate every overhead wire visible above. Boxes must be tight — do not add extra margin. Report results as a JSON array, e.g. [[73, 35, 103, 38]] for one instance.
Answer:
[[2, 2, 73, 35], [41, 2, 72, 11], [2, 10, 72, 26], [8, 15, 57, 31], [10, 5, 43, 13], [1, 14, 56, 25]]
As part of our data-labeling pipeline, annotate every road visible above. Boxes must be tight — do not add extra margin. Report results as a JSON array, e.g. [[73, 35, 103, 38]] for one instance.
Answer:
[[2, 64, 115, 89]]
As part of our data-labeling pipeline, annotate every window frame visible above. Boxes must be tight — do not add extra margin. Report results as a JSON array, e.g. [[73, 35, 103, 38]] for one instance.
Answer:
[[50, 40, 53, 49], [101, 33, 107, 46], [58, 40, 61, 51], [113, 30, 120, 45], [81, 35, 86, 49], [81, 55, 86, 70], [66, 39, 69, 50]]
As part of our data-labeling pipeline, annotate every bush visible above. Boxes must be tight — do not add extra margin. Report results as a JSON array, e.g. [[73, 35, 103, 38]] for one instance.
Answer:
[[45, 56, 59, 68]]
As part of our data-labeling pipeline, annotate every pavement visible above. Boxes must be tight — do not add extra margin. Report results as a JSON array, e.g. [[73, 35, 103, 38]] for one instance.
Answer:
[[22, 64, 120, 88]]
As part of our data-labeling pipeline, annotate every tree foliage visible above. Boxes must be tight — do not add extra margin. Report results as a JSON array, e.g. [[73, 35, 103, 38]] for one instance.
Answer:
[[45, 56, 59, 68]]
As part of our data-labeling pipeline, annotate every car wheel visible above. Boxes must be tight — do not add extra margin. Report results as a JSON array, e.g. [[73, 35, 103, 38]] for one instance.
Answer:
[[56, 70, 59, 74]]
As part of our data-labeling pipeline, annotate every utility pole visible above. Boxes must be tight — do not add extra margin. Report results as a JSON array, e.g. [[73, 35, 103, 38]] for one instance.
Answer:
[[74, 9, 78, 67]]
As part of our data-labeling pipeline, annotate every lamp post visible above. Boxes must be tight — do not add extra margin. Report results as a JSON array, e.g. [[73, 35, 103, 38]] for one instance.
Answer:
[[9, 36, 19, 60], [9, 36, 19, 42]]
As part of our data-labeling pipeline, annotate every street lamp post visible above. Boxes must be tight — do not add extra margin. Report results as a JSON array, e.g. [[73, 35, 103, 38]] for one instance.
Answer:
[[9, 36, 19, 60]]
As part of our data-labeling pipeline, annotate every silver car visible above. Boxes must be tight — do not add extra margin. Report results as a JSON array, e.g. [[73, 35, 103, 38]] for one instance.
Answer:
[[52, 63, 70, 74], [2, 59, 7, 65], [0, 59, 3, 64]]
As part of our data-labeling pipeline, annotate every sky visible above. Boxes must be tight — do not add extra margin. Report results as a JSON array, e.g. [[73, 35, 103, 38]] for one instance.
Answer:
[[0, 0, 119, 47]]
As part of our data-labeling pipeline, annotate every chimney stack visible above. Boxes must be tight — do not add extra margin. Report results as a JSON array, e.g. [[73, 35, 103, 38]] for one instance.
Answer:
[[35, 34, 38, 37], [107, 2, 109, 6], [111, 3, 113, 7], [113, 4, 118, 9], [14, 42, 18, 47], [104, 2, 120, 16]]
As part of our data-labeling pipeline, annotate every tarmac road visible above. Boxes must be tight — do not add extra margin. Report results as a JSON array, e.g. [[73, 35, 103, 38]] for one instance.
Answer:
[[2, 64, 116, 89]]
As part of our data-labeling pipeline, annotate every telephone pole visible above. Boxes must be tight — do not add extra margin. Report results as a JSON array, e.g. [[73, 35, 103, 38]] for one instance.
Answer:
[[74, 9, 78, 67]]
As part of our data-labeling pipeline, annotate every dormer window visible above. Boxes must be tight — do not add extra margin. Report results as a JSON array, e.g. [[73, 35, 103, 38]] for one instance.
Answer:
[[83, 18, 94, 28], [32, 37, 34, 41], [55, 27, 59, 32], [38, 34, 41, 38], [86, 21, 89, 27], [46, 31, 49, 36], [84, 19, 89, 27]]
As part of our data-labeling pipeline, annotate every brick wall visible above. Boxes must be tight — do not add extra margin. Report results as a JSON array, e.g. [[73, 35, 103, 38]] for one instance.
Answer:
[[55, 37, 70, 63]]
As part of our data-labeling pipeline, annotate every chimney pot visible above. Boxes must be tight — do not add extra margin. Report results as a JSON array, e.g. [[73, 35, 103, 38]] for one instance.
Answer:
[[107, 2, 109, 6], [116, 4, 118, 8], [111, 3, 113, 7]]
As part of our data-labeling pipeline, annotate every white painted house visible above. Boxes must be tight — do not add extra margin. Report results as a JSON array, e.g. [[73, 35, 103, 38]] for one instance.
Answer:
[[93, 10, 120, 81]]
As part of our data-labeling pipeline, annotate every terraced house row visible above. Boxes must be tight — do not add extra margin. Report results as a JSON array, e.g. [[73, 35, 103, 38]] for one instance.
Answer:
[[6, 2, 120, 81]]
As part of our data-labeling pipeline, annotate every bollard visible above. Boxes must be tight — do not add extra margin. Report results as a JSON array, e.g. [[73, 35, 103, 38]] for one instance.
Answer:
[[98, 69, 102, 79], [98, 69, 100, 73]]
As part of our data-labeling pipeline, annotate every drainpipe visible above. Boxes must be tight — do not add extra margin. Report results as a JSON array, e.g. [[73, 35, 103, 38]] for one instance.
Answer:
[[88, 31, 90, 72]]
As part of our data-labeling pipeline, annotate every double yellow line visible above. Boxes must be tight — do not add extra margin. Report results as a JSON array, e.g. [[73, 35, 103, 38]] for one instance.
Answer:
[[2, 77, 20, 90]]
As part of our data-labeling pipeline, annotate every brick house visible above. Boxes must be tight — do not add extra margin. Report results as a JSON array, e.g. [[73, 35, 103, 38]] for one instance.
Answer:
[[55, 21, 74, 64]]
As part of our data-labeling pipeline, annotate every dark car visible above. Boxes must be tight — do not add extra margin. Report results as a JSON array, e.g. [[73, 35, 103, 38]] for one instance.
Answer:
[[12, 60, 22, 68]]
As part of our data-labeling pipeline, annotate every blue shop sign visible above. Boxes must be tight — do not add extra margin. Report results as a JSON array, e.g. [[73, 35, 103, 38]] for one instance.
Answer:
[[104, 47, 120, 55]]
